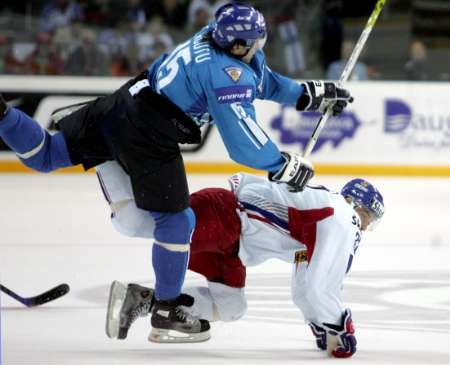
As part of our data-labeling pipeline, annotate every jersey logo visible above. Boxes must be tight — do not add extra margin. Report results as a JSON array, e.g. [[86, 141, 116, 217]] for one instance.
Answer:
[[224, 66, 243, 83], [294, 250, 308, 264], [214, 85, 253, 104]]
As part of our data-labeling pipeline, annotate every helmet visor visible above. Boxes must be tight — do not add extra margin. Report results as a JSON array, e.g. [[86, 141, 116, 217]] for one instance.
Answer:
[[366, 197, 384, 231]]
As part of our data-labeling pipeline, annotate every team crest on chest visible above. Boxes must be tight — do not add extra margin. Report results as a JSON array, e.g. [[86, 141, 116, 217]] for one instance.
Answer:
[[224, 66, 243, 83]]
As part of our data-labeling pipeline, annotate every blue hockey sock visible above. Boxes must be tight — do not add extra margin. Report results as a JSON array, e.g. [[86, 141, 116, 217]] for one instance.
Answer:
[[150, 208, 195, 300], [0, 108, 72, 172], [152, 244, 189, 300]]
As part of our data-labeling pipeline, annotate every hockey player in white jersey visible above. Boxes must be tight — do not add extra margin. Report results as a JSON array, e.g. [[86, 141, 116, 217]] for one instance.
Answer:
[[104, 168, 384, 357]]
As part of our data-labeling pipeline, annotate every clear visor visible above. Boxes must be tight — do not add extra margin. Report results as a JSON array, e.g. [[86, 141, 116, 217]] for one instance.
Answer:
[[241, 34, 267, 63], [365, 198, 384, 231], [246, 33, 267, 49], [366, 209, 380, 231]]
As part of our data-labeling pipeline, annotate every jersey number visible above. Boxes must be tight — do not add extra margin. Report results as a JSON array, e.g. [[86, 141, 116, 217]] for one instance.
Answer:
[[157, 41, 191, 91]]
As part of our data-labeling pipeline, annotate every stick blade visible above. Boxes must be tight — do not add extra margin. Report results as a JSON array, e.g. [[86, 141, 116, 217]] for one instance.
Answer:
[[24, 283, 70, 307]]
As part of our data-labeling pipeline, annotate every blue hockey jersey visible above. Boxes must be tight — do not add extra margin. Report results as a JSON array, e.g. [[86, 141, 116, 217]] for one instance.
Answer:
[[147, 26, 304, 173]]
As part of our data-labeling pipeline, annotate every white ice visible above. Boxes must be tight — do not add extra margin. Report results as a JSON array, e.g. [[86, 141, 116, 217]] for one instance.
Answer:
[[1, 174, 449, 365]]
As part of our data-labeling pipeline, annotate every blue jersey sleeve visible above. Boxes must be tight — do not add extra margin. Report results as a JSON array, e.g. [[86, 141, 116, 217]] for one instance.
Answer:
[[255, 51, 304, 106], [203, 66, 284, 172]]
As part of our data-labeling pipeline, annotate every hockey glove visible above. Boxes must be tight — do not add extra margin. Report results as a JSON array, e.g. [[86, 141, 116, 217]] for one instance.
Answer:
[[0, 94, 9, 119], [296, 81, 353, 117], [269, 152, 314, 192], [308, 322, 327, 350], [322, 309, 357, 358]]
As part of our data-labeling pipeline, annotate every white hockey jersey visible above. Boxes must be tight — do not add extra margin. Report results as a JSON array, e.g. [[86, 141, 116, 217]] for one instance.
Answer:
[[230, 173, 362, 325]]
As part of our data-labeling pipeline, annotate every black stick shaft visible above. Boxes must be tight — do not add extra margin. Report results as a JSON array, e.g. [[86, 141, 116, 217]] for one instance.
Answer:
[[0, 284, 26, 304], [0, 283, 70, 307]]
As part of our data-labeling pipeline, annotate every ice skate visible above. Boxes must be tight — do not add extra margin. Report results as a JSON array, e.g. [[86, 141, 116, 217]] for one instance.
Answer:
[[149, 295, 210, 343], [106, 281, 154, 339]]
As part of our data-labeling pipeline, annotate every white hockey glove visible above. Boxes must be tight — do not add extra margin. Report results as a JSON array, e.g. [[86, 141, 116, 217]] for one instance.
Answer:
[[269, 152, 314, 192], [322, 309, 357, 358], [296, 81, 353, 116]]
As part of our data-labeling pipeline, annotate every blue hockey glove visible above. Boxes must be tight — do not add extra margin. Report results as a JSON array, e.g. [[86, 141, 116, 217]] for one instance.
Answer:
[[322, 309, 357, 358], [296, 81, 353, 117], [269, 152, 314, 192], [308, 322, 327, 350], [0, 94, 9, 119]]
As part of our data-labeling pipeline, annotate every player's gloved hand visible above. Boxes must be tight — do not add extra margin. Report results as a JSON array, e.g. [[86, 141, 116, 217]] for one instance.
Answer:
[[308, 322, 327, 350], [322, 309, 357, 358], [0, 93, 9, 119], [269, 152, 314, 192], [296, 81, 353, 117]]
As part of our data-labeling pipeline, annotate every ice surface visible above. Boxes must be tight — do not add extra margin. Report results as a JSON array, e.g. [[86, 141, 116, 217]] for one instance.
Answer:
[[1, 174, 449, 364]]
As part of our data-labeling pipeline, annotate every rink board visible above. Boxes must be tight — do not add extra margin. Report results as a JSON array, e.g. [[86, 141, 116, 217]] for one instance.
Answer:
[[1, 77, 450, 175]]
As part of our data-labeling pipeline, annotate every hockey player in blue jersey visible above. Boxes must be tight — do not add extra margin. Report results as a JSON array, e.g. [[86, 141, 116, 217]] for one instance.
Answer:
[[0, 2, 352, 343]]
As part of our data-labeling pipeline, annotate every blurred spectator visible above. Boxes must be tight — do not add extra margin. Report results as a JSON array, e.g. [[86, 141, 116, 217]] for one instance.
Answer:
[[83, 0, 111, 27], [404, 40, 429, 81], [97, 20, 134, 59], [0, 35, 23, 74], [40, 0, 84, 33], [23, 32, 64, 75], [136, 17, 174, 67], [146, 0, 190, 29], [326, 40, 368, 80], [53, 21, 86, 61], [126, 0, 147, 30], [321, 0, 343, 71], [65, 29, 109, 75], [187, 0, 212, 32], [108, 21, 140, 76], [276, 1, 306, 77]]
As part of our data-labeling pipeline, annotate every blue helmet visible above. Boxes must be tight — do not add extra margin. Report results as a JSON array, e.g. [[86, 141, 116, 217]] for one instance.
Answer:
[[341, 178, 385, 229], [211, 2, 267, 50]]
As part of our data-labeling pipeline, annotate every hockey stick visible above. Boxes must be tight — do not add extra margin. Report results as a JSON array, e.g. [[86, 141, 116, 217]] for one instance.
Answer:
[[303, 0, 387, 157], [0, 283, 70, 307]]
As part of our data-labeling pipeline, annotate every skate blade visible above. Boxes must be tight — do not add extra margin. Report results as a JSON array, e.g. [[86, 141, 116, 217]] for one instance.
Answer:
[[148, 328, 211, 344], [105, 281, 127, 339]]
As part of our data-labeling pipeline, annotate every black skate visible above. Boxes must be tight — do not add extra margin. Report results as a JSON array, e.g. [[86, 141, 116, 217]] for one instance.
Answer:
[[149, 295, 210, 343], [106, 281, 154, 339]]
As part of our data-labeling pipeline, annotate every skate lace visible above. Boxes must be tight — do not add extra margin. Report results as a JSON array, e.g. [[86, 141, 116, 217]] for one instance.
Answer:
[[175, 307, 196, 324], [128, 301, 152, 325]]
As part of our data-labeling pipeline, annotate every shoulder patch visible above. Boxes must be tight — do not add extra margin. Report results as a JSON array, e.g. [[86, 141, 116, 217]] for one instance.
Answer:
[[224, 66, 243, 83]]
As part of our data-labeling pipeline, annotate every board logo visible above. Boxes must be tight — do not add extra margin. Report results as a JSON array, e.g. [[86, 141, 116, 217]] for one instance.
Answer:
[[271, 106, 361, 153], [384, 98, 450, 149]]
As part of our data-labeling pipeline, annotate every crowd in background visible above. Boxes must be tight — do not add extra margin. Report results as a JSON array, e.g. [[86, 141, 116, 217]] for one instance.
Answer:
[[0, 0, 448, 80]]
